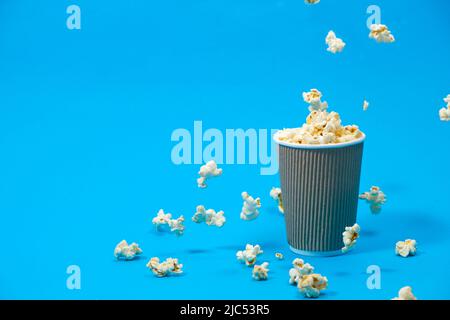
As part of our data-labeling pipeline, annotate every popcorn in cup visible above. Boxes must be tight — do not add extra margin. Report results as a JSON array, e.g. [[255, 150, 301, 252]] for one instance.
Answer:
[[273, 90, 365, 256]]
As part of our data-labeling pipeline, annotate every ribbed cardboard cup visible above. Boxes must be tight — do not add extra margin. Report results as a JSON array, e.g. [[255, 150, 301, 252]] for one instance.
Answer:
[[274, 132, 365, 256]]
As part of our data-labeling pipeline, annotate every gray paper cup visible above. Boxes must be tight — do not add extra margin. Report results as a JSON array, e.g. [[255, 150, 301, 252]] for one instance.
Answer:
[[274, 133, 365, 256]]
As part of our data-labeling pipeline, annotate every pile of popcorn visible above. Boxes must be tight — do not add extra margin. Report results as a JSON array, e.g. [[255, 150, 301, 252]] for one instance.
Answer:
[[275, 89, 363, 145], [439, 94, 450, 121]]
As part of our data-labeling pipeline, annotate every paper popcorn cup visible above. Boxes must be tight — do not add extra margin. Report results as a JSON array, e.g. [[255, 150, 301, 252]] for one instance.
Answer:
[[274, 133, 365, 256]]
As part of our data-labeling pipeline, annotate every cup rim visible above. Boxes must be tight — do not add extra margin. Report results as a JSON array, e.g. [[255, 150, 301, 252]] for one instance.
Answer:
[[273, 131, 366, 149]]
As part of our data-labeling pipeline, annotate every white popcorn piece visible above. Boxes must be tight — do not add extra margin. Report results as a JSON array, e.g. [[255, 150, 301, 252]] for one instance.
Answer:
[[392, 286, 417, 300], [302, 88, 328, 112], [359, 186, 387, 214], [297, 273, 328, 298], [153, 209, 185, 235], [236, 244, 263, 266], [363, 100, 369, 111], [114, 240, 143, 260], [369, 24, 395, 43], [146, 257, 183, 277], [168, 215, 185, 236], [325, 30, 346, 54], [276, 90, 363, 145], [192, 205, 226, 227], [207, 210, 226, 227], [165, 258, 183, 275], [152, 209, 172, 230], [197, 160, 222, 188], [270, 187, 284, 214], [289, 258, 314, 285], [275, 252, 284, 260], [146, 257, 169, 277], [240, 192, 261, 221], [342, 223, 360, 253], [395, 239, 417, 258], [439, 94, 450, 121], [252, 262, 269, 281], [305, 0, 320, 4]]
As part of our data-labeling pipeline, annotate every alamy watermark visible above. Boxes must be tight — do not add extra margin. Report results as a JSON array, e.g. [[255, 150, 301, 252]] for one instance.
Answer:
[[366, 5, 381, 28], [366, 265, 381, 290], [66, 265, 81, 290], [66, 5, 81, 30], [171, 121, 279, 175]]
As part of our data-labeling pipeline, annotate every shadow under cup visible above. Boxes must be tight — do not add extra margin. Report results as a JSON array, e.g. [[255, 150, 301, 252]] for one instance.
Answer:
[[274, 133, 365, 257]]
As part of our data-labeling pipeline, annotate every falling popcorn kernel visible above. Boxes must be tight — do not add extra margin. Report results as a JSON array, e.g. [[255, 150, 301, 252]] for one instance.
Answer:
[[363, 100, 369, 111], [325, 30, 346, 54], [395, 239, 417, 258], [302, 88, 328, 112], [392, 286, 417, 300], [297, 273, 328, 298], [146, 257, 183, 277], [252, 262, 269, 281], [342, 223, 360, 253], [197, 160, 222, 188], [152, 209, 185, 236], [270, 187, 284, 214], [240, 192, 261, 221], [369, 24, 395, 43], [114, 240, 143, 260], [275, 252, 284, 260], [192, 205, 226, 227], [152, 209, 172, 230], [359, 186, 387, 214], [168, 215, 185, 236], [236, 244, 263, 266]]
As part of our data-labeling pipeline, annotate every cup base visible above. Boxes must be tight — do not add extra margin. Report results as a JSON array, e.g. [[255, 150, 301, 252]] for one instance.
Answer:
[[289, 246, 345, 257]]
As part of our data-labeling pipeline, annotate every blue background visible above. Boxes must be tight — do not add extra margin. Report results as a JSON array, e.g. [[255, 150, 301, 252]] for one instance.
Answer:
[[0, 0, 449, 299]]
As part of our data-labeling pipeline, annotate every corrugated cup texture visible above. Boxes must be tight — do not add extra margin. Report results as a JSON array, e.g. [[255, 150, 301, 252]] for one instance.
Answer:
[[278, 142, 364, 252]]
